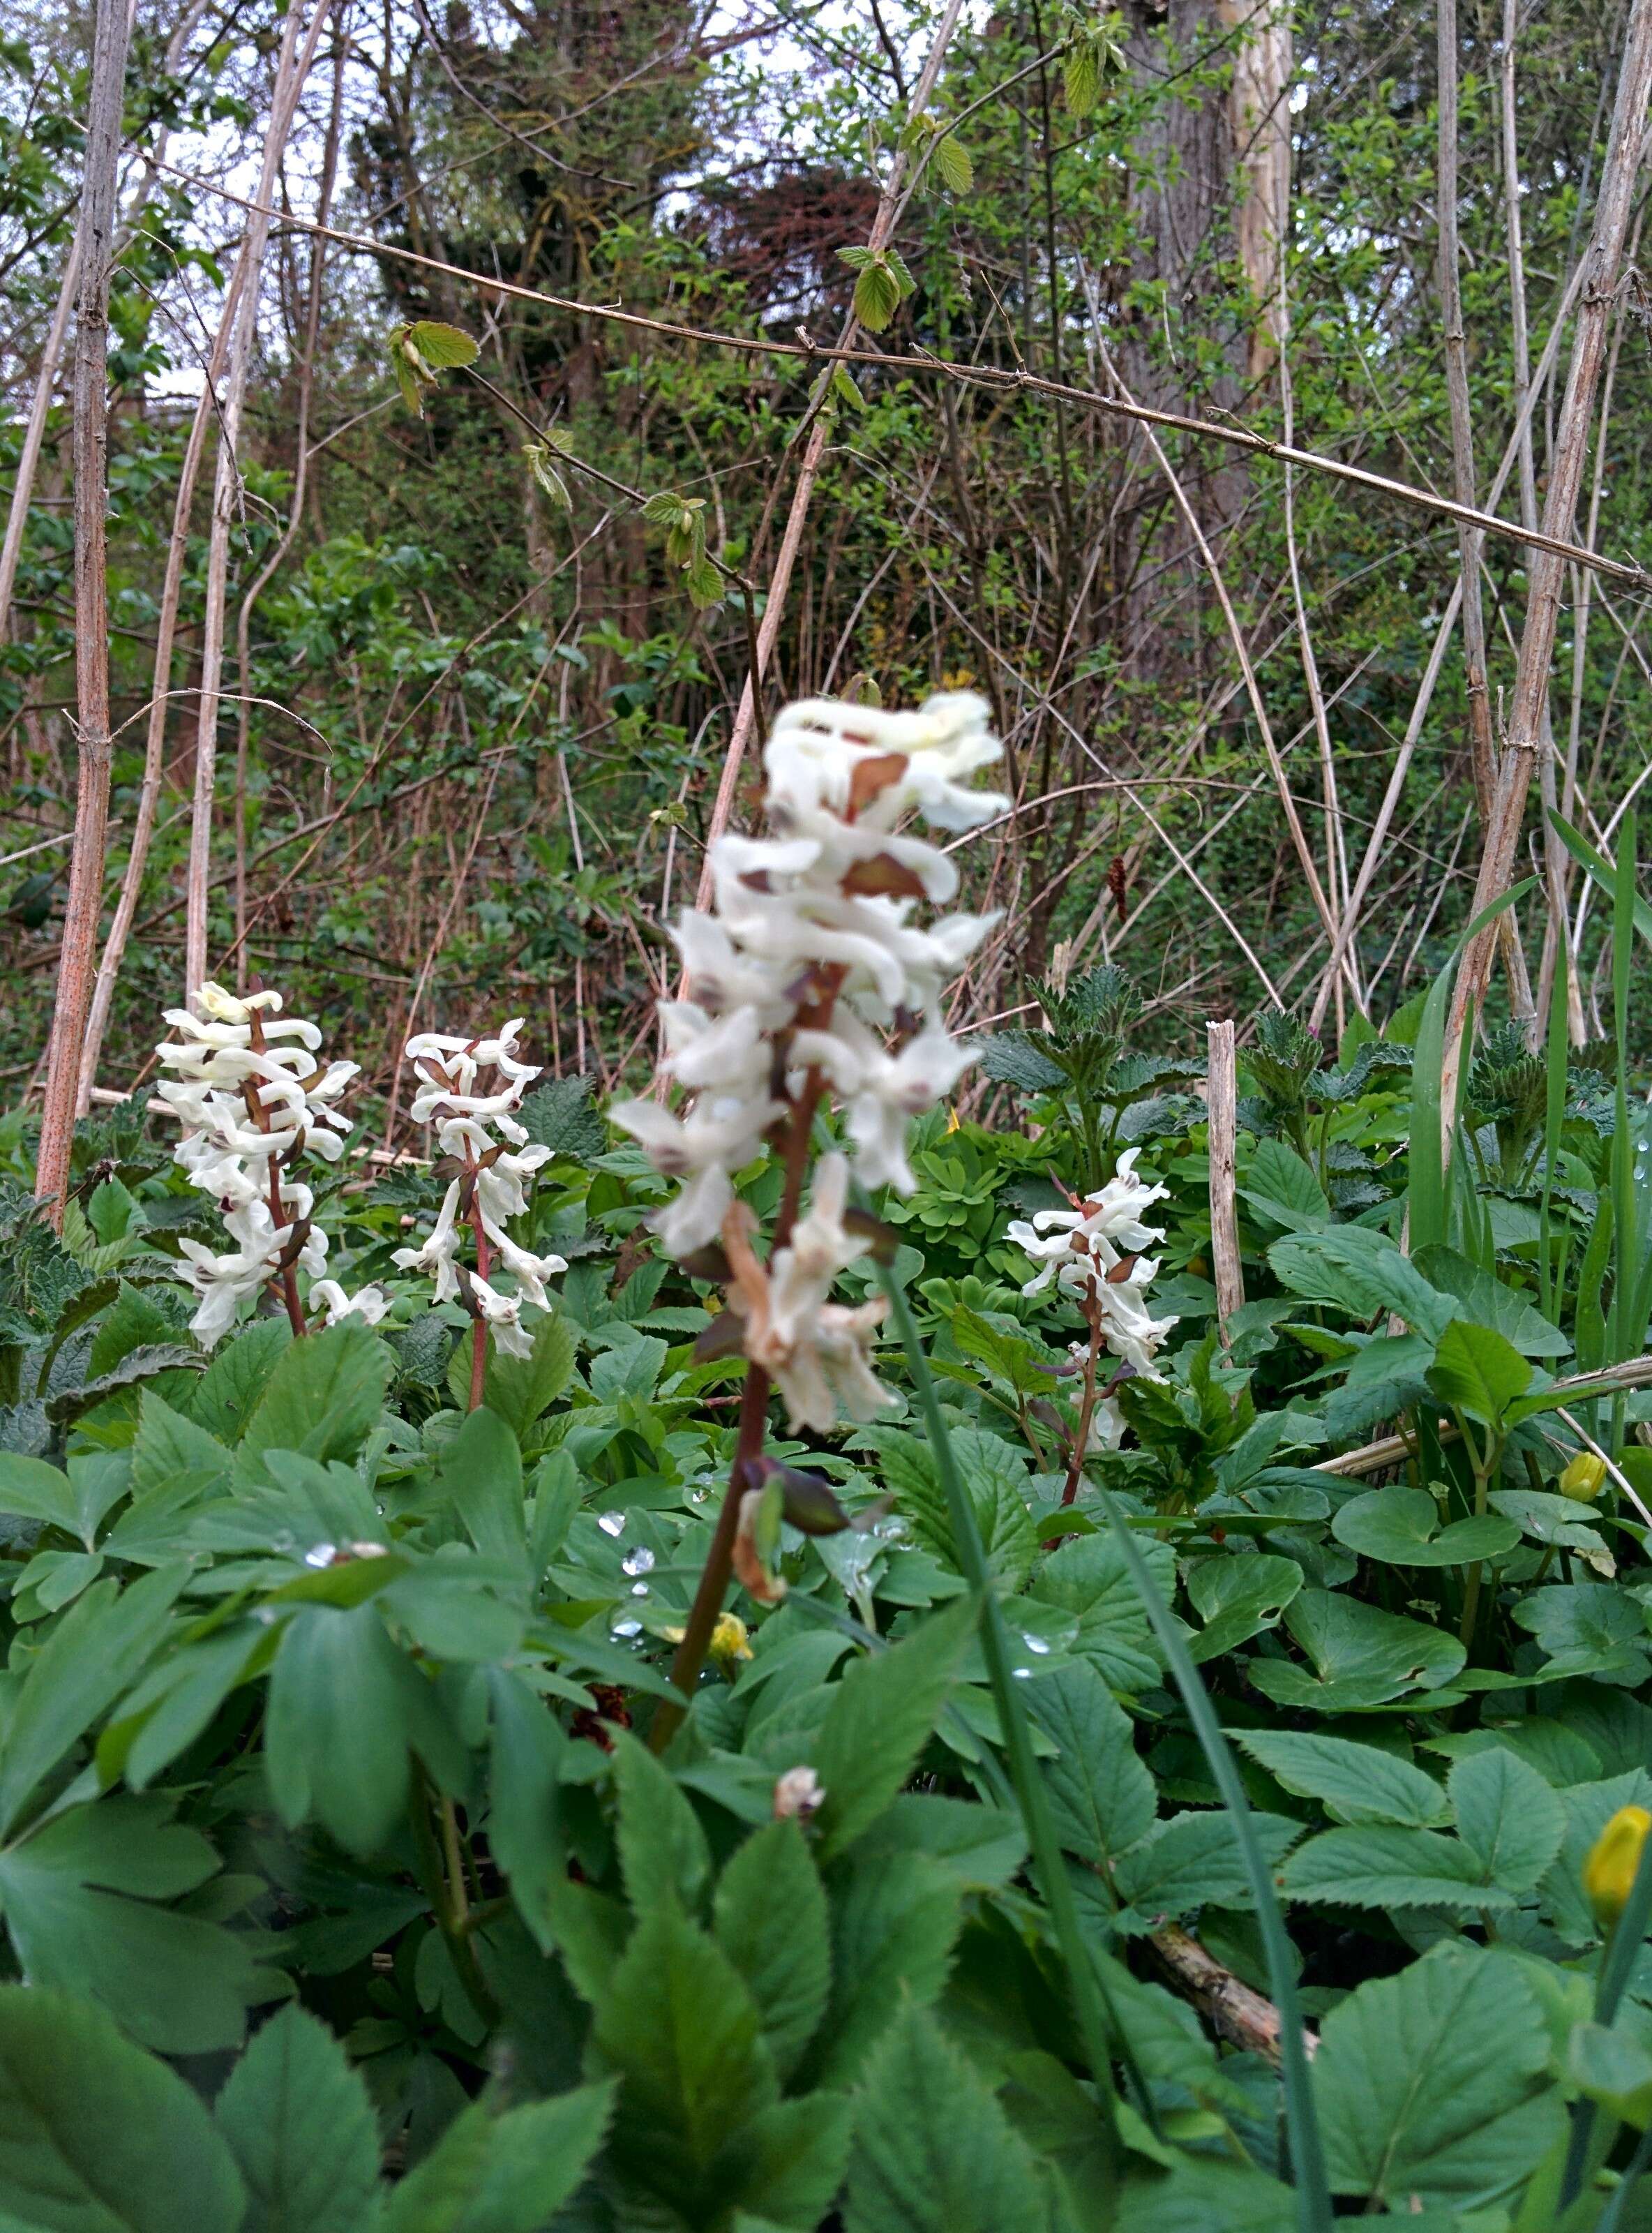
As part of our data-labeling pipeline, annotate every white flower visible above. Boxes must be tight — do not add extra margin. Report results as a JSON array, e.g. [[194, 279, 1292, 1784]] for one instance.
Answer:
[[310, 1278, 390, 1329], [1007, 1149, 1178, 1379], [156, 983, 362, 1347], [721, 1160, 898, 1433], [393, 1017, 566, 1354], [622, 692, 1006, 1277]]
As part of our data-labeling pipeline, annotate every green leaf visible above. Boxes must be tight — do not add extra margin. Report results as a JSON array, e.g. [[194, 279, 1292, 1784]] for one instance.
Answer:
[[846, 255, 901, 332], [1448, 1746, 1566, 1895], [978, 1032, 1066, 1094], [47, 1346, 203, 1429], [0, 1794, 253, 2054], [932, 132, 973, 192], [1312, 1945, 1565, 2205], [214, 2005, 380, 2233], [1280, 1824, 1518, 1913], [1064, 40, 1102, 117], [1411, 1246, 1570, 1357], [437, 1407, 525, 1564], [383, 2084, 614, 2233], [1185, 1552, 1302, 1661], [239, 1322, 391, 1475], [1116, 1809, 1300, 1918], [1570, 2019, 1652, 2130], [0, 1985, 246, 2232], [842, 2002, 1047, 2233], [612, 1733, 712, 1916], [1268, 1228, 1452, 1336], [713, 1820, 830, 2084], [0, 1453, 80, 1536], [485, 1667, 567, 1952], [266, 1604, 419, 1855], [810, 1851, 961, 2089], [1247, 1589, 1465, 1712], [1426, 1320, 1532, 1425], [811, 1595, 974, 1858], [1331, 1486, 1519, 1568], [716, 2093, 853, 2230], [516, 1075, 605, 1163], [479, 1315, 576, 1440], [407, 319, 478, 370], [1025, 1660, 1155, 1866], [1234, 1731, 1448, 1828], [1023, 1529, 1173, 1693], [1514, 1585, 1651, 1685], [130, 1392, 232, 1500], [589, 1901, 776, 2206], [0, 1567, 185, 1837], [1238, 1140, 1330, 1230], [188, 1320, 292, 1442]]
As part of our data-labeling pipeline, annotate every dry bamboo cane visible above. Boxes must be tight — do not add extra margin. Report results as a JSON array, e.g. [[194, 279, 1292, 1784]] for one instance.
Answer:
[[691, 0, 968, 910], [1441, 0, 1652, 1133], [0, 237, 80, 648], [1206, 1022, 1245, 1342], [184, 0, 336, 1003], [77, 0, 330, 1099], [33, 0, 134, 1225]]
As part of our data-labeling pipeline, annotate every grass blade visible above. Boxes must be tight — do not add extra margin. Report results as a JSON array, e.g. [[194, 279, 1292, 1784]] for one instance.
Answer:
[[1103, 1504, 1334, 2233], [1611, 814, 1638, 1364]]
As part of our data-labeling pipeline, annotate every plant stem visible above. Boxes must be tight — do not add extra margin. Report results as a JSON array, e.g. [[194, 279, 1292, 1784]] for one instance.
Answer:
[[1062, 1300, 1103, 1505], [409, 1775, 499, 2029], [467, 1161, 490, 1411]]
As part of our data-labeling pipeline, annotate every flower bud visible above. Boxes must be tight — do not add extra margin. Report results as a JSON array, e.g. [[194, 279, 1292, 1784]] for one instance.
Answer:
[[1584, 1805, 1652, 1926], [1561, 1451, 1608, 1502], [773, 1766, 825, 1823], [709, 1613, 753, 1668]]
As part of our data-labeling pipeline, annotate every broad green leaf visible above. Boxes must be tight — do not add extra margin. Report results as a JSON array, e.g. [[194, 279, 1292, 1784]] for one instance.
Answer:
[[1184, 1552, 1302, 1660], [1541, 1772, 1652, 1945], [1411, 1246, 1570, 1357], [847, 1795, 1026, 1890], [1513, 1585, 1651, 1685], [1267, 1227, 1454, 1337], [474, 1315, 576, 1440], [1064, 40, 1101, 116], [1234, 1730, 1448, 1828], [46, 1346, 202, 1430], [716, 2093, 853, 2230], [0, 1567, 185, 1837], [382, 2083, 614, 2233], [809, 1852, 961, 2089], [841, 2003, 1046, 2233], [0, 1794, 254, 2054], [977, 1033, 1065, 1094], [239, 1322, 391, 1474], [1313, 1945, 1564, 2204], [1023, 1529, 1173, 1693], [1025, 1661, 1155, 1866], [612, 1733, 712, 1916], [0, 1985, 246, 2232], [516, 1076, 605, 1163], [1569, 2019, 1652, 2130], [266, 1604, 418, 1855], [183, 1318, 292, 1441], [1426, 1320, 1532, 1425], [932, 131, 973, 193], [1279, 1825, 1517, 1913], [0, 1454, 80, 1536], [589, 1901, 776, 2206], [1115, 1809, 1300, 1918], [713, 1821, 830, 2083], [1247, 1590, 1465, 1712], [1448, 1747, 1566, 1894], [130, 1392, 232, 1501], [437, 1407, 525, 1564], [811, 1595, 974, 1858], [406, 319, 478, 369], [1237, 1140, 1329, 1230], [485, 1667, 568, 1952], [1332, 1486, 1519, 1569], [214, 2005, 380, 2233]]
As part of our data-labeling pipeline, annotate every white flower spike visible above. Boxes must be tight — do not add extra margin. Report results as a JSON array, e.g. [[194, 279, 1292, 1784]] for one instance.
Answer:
[[1006, 1148, 1180, 1384], [155, 981, 386, 1347], [393, 1018, 567, 1361]]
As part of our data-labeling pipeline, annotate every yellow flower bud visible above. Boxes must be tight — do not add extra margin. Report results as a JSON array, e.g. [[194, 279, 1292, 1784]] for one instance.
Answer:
[[1584, 1805, 1652, 1926], [1561, 1451, 1608, 1502], [709, 1612, 753, 1668]]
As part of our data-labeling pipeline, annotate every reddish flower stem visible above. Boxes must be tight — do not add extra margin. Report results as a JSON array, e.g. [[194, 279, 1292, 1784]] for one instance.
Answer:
[[1062, 1295, 1104, 1506]]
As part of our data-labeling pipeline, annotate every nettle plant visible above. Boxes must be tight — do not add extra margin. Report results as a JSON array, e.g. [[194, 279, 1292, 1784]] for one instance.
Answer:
[[3, 716, 1652, 2231]]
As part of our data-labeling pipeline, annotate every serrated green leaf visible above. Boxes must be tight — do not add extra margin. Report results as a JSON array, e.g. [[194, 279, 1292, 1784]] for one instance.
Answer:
[[1116, 1809, 1300, 1918], [0, 1985, 246, 2232], [1064, 41, 1101, 117], [932, 133, 972, 192], [713, 1820, 830, 2084], [810, 1851, 961, 2088], [850, 259, 901, 333], [1234, 1730, 1449, 1828], [1281, 1825, 1516, 1913], [239, 1322, 391, 1474], [1447, 1746, 1566, 1894], [407, 319, 478, 370], [811, 1595, 975, 1857], [214, 2004, 381, 2233], [383, 2082, 614, 2233], [1426, 1320, 1533, 1425], [516, 1075, 606, 1163], [1025, 1659, 1155, 1866], [1312, 1945, 1564, 2204]]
